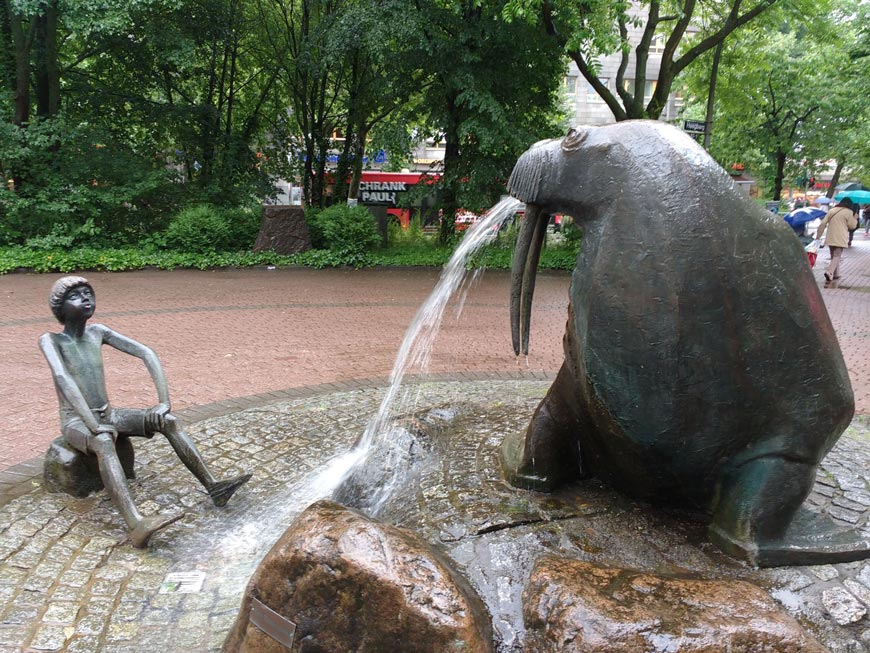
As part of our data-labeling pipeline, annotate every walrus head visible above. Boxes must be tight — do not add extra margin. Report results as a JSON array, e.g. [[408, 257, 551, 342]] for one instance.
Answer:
[[508, 126, 607, 355]]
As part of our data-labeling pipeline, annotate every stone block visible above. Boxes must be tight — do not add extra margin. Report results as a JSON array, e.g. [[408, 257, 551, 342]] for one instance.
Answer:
[[43, 437, 135, 498], [253, 206, 311, 255]]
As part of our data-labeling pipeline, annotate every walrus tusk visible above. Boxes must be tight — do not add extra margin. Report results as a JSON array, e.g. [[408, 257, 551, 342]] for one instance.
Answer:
[[510, 203, 549, 355]]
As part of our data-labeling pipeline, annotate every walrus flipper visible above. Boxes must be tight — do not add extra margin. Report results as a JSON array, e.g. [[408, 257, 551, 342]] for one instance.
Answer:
[[500, 364, 586, 491], [709, 454, 870, 567]]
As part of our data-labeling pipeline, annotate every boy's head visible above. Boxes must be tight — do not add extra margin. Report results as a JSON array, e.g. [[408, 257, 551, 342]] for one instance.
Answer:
[[49, 276, 93, 324]]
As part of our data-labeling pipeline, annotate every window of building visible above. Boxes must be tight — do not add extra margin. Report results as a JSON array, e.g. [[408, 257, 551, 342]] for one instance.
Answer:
[[564, 76, 577, 95], [644, 80, 657, 103], [586, 78, 609, 102], [650, 34, 666, 54]]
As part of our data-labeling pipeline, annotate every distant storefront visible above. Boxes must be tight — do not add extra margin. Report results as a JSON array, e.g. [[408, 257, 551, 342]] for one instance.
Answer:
[[357, 171, 439, 227]]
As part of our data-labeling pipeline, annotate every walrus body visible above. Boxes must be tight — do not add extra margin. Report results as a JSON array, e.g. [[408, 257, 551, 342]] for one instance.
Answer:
[[502, 121, 861, 566]]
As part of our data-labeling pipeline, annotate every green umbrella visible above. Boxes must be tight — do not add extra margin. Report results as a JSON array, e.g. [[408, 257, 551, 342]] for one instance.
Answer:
[[834, 189, 870, 203]]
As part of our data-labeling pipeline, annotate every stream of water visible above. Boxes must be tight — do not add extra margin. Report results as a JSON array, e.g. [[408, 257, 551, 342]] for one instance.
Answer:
[[320, 197, 524, 510]]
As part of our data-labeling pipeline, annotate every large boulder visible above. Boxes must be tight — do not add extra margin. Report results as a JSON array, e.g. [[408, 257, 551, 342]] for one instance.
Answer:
[[223, 500, 493, 653], [523, 557, 828, 653]]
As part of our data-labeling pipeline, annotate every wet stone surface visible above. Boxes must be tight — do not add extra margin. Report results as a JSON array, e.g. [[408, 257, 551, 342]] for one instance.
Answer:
[[0, 380, 868, 651]]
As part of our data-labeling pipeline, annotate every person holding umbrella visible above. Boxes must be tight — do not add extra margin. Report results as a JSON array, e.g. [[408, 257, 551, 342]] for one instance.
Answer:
[[816, 197, 859, 287]]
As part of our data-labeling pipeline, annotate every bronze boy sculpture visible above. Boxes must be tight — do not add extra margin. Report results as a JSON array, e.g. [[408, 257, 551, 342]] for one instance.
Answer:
[[40, 276, 251, 547]]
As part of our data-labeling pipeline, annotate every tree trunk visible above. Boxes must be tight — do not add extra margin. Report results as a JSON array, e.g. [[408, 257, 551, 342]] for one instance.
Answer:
[[334, 134, 353, 204], [348, 126, 367, 201], [303, 141, 315, 207], [772, 149, 786, 201], [6, 0, 31, 127], [828, 160, 844, 199], [438, 94, 462, 244], [703, 41, 724, 150], [34, 0, 59, 118], [0, 3, 16, 95]]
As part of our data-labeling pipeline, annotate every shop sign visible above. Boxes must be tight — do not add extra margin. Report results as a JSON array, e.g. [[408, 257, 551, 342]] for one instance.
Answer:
[[359, 181, 409, 206]]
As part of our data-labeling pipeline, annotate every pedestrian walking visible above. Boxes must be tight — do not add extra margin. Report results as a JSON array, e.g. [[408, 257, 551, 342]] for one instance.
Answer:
[[816, 198, 859, 287]]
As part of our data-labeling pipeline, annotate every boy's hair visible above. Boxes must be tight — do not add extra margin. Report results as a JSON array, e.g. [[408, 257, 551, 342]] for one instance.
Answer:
[[49, 276, 92, 324]]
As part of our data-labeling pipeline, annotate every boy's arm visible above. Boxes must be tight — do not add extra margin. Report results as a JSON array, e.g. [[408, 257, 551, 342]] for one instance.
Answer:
[[99, 326, 171, 408], [38, 334, 103, 433]]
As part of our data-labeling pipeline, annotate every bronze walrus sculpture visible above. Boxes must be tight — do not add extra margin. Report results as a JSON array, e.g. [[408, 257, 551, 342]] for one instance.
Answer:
[[501, 121, 866, 567]]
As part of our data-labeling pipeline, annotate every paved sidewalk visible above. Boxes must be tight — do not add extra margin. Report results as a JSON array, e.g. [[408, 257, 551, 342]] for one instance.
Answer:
[[1, 233, 869, 474], [0, 267, 570, 473]]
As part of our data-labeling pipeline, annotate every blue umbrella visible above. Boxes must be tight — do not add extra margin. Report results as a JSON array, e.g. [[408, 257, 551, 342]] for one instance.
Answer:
[[783, 207, 826, 232]]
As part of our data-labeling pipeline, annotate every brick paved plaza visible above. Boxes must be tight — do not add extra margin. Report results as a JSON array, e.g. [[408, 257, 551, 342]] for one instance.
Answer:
[[0, 234, 868, 651]]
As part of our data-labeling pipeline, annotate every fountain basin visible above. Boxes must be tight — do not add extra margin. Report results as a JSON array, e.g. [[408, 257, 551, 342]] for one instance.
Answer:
[[1, 380, 869, 651]]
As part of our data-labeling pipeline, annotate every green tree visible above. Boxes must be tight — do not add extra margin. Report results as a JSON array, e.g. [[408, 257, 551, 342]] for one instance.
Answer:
[[412, 0, 565, 242], [255, 0, 348, 208], [68, 0, 281, 203], [682, 13, 861, 200], [505, 0, 787, 121], [329, 0, 430, 205], [802, 2, 870, 193]]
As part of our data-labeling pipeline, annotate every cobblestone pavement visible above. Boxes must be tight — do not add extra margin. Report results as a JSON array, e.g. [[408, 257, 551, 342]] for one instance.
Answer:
[[1, 381, 870, 652]]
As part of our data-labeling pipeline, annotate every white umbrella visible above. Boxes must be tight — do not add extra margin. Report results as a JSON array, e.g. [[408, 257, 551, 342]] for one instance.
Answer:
[[813, 196, 833, 205]]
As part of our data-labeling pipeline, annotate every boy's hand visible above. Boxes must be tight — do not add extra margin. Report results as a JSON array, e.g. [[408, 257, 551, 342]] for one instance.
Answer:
[[95, 424, 118, 443], [146, 403, 170, 432]]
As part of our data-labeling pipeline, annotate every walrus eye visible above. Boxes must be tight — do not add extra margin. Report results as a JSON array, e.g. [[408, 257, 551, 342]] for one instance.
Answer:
[[562, 127, 587, 153]]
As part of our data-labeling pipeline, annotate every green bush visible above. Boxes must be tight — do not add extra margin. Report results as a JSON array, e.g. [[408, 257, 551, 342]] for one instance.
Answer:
[[303, 207, 325, 248], [560, 216, 582, 244], [388, 214, 428, 246], [306, 204, 381, 253], [0, 118, 179, 246], [224, 205, 262, 249], [164, 205, 233, 253]]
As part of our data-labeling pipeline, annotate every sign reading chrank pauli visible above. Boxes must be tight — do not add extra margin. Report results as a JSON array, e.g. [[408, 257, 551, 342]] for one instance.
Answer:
[[359, 180, 409, 206]]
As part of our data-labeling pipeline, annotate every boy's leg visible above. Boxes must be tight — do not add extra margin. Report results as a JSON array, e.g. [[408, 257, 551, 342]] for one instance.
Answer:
[[87, 431, 181, 547], [160, 414, 251, 507]]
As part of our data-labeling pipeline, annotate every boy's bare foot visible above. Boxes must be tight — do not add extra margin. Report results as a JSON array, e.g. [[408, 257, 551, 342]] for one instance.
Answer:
[[131, 513, 184, 548], [209, 473, 252, 507]]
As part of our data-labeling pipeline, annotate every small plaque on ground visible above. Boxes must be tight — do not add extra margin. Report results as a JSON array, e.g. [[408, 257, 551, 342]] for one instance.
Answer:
[[159, 571, 206, 594]]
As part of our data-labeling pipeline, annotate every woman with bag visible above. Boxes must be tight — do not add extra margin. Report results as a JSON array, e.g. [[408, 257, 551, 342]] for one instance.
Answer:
[[816, 197, 859, 287]]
